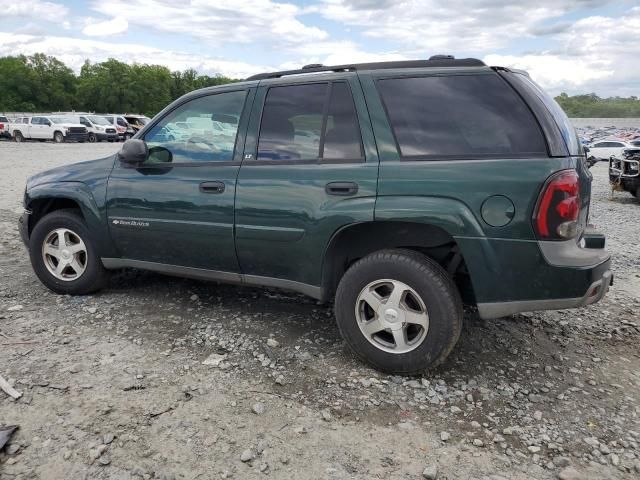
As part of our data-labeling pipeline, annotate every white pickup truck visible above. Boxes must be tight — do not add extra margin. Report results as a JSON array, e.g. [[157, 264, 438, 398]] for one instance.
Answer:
[[9, 115, 88, 143]]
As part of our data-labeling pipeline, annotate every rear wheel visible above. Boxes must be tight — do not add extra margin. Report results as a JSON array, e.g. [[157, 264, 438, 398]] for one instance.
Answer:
[[53, 131, 64, 143], [14, 131, 24, 143], [29, 210, 107, 295], [335, 249, 463, 375]]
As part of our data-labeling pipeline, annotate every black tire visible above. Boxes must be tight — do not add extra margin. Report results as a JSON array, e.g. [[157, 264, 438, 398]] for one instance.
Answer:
[[53, 131, 64, 143], [88, 133, 97, 143], [335, 249, 463, 375], [29, 210, 107, 295], [14, 131, 24, 143], [124, 133, 132, 141]]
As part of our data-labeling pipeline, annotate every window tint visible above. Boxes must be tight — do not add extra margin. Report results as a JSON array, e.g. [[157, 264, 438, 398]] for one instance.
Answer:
[[117, 118, 128, 127], [377, 74, 547, 158], [144, 90, 247, 164], [323, 82, 363, 159], [610, 142, 623, 147], [258, 83, 326, 161], [257, 82, 363, 161], [593, 142, 606, 148]]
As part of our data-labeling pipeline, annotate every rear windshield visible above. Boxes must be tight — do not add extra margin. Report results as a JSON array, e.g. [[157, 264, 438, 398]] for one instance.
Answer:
[[377, 74, 547, 158]]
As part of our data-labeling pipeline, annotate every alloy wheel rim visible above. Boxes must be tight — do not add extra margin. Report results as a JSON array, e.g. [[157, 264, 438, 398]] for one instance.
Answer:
[[41, 228, 88, 281], [355, 279, 429, 354]]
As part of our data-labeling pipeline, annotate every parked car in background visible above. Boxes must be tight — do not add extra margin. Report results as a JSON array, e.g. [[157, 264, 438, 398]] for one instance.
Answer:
[[610, 147, 640, 199], [0, 115, 11, 139], [18, 57, 611, 374], [123, 115, 151, 135], [74, 115, 118, 142], [102, 115, 131, 141], [587, 139, 635, 161], [10, 115, 88, 143]]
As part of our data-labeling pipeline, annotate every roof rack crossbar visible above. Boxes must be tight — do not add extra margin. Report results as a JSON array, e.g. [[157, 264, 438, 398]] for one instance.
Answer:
[[246, 58, 485, 81]]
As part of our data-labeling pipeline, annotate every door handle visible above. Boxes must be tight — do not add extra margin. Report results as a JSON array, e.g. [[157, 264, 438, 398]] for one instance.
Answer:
[[199, 181, 225, 194], [325, 182, 358, 196]]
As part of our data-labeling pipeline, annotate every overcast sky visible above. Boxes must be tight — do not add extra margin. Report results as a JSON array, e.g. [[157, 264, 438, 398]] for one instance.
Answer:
[[2, 0, 639, 97]]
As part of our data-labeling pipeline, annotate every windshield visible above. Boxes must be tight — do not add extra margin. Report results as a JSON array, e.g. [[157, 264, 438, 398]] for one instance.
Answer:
[[88, 115, 111, 126], [50, 117, 74, 124]]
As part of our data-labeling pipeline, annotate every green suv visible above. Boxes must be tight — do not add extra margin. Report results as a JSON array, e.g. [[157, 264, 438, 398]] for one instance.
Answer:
[[19, 57, 612, 374]]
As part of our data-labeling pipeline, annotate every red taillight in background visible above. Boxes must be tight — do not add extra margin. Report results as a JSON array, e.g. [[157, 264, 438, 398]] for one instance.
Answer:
[[533, 169, 581, 240], [0, 123, 4, 130]]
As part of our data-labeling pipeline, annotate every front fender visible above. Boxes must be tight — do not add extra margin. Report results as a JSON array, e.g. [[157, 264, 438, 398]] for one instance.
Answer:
[[26, 180, 117, 258]]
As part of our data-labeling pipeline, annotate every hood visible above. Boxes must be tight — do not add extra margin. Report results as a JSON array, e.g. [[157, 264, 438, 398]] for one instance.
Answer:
[[27, 155, 116, 190]]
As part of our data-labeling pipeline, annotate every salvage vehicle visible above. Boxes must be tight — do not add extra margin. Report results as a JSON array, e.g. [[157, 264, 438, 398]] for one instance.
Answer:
[[123, 114, 151, 134], [19, 57, 612, 374], [10, 115, 88, 143], [0, 115, 10, 139], [610, 148, 640, 198]]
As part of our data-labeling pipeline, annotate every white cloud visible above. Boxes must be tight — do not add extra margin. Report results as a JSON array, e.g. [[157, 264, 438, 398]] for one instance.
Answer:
[[485, 7, 640, 96], [316, 0, 612, 52], [88, 0, 327, 46], [484, 53, 613, 91], [5, 0, 69, 23], [82, 17, 129, 37], [0, 32, 267, 79]]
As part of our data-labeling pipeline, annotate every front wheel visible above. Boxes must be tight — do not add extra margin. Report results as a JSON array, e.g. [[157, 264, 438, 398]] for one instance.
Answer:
[[88, 133, 96, 143], [53, 131, 64, 143], [29, 210, 107, 295], [335, 249, 463, 375]]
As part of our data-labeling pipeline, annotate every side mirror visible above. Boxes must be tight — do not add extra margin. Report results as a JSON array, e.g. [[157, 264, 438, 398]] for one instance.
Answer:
[[117, 139, 148, 165]]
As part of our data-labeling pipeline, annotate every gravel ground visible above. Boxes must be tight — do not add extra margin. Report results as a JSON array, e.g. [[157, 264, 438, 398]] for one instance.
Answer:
[[0, 141, 638, 480]]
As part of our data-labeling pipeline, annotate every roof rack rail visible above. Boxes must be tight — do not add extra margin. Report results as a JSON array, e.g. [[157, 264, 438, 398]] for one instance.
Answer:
[[246, 57, 486, 81]]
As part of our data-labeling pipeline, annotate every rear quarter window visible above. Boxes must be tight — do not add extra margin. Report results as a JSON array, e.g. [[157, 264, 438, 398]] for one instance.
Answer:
[[377, 74, 547, 159]]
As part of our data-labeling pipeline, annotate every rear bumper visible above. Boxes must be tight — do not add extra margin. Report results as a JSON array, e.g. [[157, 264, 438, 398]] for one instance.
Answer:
[[477, 262, 612, 319], [461, 226, 612, 319]]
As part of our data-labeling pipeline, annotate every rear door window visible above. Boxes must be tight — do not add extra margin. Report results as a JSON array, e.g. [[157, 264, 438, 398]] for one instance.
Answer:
[[257, 81, 363, 162], [376, 74, 547, 158]]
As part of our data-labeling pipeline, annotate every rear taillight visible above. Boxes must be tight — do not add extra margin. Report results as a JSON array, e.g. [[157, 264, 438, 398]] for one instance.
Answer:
[[533, 169, 581, 240], [0, 123, 4, 130]]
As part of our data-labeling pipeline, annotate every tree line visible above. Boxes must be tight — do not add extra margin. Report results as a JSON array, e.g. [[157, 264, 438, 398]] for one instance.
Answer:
[[0, 54, 237, 117], [554, 93, 640, 118], [2, 54, 640, 118]]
